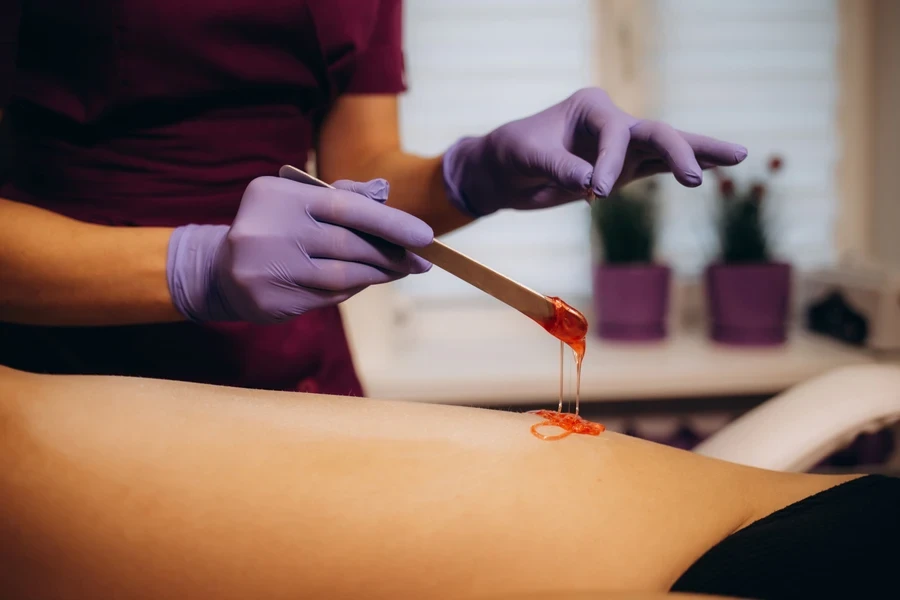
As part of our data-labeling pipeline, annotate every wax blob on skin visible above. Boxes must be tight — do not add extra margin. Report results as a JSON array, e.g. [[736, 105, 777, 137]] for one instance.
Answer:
[[528, 409, 606, 441]]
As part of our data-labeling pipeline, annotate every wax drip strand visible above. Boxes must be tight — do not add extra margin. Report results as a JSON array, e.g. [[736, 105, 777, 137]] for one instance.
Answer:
[[530, 297, 603, 440]]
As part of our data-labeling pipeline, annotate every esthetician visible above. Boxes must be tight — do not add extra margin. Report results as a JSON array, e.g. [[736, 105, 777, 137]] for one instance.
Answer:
[[0, 1, 746, 394]]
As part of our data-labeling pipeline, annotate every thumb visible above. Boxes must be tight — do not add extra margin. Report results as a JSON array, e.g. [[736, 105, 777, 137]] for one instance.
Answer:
[[536, 149, 593, 192], [332, 178, 390, 203]]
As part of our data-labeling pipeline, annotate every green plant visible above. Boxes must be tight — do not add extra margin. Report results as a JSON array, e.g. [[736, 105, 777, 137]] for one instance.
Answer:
[[712, 156, 783, 263], [591, 179, 658, 264]]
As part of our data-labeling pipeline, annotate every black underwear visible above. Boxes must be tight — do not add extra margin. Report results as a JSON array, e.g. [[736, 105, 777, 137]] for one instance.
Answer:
[[671, 474, 900, 599]]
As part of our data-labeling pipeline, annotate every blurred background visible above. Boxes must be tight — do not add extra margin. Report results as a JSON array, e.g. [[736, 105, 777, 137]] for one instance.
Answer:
[[341, 0, 900, 473]]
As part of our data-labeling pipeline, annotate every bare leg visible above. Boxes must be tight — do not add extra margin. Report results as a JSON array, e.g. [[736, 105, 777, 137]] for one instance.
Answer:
[[0, 367, 852, 600]]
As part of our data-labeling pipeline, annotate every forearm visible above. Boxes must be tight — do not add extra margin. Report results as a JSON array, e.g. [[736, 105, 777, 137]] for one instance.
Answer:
[[319, 149, 473, 236], [317, 94, 475, 236], [0, 198, 182, 325]]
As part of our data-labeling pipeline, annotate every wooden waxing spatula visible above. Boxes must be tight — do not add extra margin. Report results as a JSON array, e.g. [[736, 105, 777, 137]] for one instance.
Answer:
[[278, 165, 557, 323]]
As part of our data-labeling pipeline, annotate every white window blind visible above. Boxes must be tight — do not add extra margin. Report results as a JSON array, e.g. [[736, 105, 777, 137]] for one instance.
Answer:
[[648, 0, 840, 275], [394, 0, 841, 308], [394, 0, 596, 305]]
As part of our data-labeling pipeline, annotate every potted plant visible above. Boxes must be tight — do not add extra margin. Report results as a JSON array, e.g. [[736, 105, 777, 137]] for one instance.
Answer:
[[591, 179, 670, 341], [706, 156, 791, 345]]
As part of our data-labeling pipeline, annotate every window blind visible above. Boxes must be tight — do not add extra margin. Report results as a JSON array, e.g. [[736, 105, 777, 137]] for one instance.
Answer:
[[394, 0, 841, 307], [393, 0, 597, 304], [648, 0, 840, 274]]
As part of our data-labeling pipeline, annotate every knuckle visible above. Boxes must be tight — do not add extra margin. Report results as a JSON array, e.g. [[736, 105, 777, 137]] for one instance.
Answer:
[[653, 120, 676, 135], [645, 120, 674, 139], [243, 176, 276, 198], [321, 194, 353, 224], [570, 87, 608, 104], [226, 228, 255, 247], [486, 128, 520, 159]]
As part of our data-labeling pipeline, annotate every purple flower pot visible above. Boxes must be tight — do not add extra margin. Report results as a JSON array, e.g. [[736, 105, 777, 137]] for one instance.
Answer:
[[593, 264, 671, 341], [705, 262, 792, 346]]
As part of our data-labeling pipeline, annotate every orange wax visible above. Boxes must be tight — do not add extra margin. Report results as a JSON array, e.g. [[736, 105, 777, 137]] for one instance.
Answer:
[[528, 409, 606, 441], [526, 295, 606, 440], [533, 296, 588, 414]]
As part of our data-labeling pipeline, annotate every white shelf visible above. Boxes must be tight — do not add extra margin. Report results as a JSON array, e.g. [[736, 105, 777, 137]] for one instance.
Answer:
[[355, 309, 875, 405]]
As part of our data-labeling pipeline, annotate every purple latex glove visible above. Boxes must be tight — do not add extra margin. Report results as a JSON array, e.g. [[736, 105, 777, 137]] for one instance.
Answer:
[[167, 176, 433, 324], [442, 87, 749, 217]]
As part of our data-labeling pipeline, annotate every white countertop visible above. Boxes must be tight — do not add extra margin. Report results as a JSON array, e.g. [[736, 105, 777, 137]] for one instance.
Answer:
[[353, 307, 875, 406]]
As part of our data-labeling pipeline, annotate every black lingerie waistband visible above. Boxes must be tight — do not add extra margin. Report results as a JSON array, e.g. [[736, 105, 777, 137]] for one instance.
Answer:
[[671, 474, 900, 600]]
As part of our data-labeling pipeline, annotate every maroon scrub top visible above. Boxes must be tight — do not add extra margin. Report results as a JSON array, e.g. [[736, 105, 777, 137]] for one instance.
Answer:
[[0, 0, 407, 395]]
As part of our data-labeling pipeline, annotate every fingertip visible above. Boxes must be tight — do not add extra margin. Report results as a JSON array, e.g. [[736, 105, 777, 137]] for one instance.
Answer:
[[667, 143, 704, 185], [364, 178, 390, 202], [332, 178, 390, 203], [408, 254, 433, 274], [734, 146, 749, 163], [589, 163, 610, 197], [559, 157, 593, 191], [406, 222, 435, 249], [576, 165, 593, 190], [591, 172, 613, 198], [681, 170, 703, 187]]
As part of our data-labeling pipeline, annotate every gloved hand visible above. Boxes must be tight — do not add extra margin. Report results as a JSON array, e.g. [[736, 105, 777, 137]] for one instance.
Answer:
[[167, 176, 433, 324], [442, 87, 748, 217]]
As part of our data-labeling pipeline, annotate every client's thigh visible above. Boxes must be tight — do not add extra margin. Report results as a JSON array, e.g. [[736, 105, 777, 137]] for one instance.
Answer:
[[0, 367, 848, 600]]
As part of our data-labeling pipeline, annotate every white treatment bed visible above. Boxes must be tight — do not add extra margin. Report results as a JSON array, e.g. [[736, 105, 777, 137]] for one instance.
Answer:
[[694, 364, 900, 472]]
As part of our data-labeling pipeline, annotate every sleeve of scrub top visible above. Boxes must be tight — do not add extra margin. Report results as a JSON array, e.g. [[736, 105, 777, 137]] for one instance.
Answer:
[[0, 0, 21, 110], [341, 0, 406, 95]]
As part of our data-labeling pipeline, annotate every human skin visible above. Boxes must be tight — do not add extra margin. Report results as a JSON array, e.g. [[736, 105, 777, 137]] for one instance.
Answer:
[[0, 198, 180, 325], [317, 94, 476, 237], [487, 595, 739, 600], [0, 365, 857, 599], [0, 95, 460, 327]]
